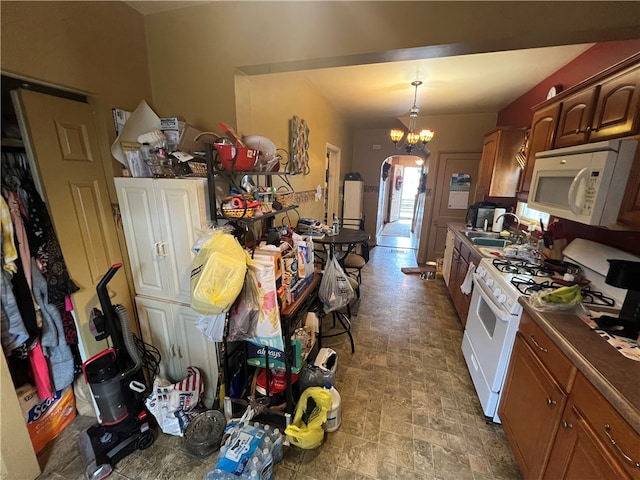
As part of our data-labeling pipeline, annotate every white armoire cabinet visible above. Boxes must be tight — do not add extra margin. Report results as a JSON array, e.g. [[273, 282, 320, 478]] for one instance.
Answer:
[[115, 177, 218, 407]]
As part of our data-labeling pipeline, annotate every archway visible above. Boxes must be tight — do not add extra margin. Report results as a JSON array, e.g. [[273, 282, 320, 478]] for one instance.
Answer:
[[376, 154, 427, 249]]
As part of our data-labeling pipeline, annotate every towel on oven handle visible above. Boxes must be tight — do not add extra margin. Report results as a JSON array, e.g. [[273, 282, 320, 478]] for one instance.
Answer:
[[460, 262, 476, 295]]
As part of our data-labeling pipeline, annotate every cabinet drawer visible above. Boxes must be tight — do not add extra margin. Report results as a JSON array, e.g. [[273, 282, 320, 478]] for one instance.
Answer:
[[459, 240, 472, 263], [519, 313, 576, 391], [572, 373, 640, 479]]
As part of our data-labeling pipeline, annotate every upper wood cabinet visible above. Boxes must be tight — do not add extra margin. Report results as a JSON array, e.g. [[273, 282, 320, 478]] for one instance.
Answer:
[[519, 53, 640, 201], [474, 127, 525, 202], [518, 103, 561, 198], [555, 61, 640, 148], [554, 87, 599, 148]]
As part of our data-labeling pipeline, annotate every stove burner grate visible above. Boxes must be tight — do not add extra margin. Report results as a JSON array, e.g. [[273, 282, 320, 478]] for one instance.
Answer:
[[492, 259, 553, 277], [510, 277, 615, 307]]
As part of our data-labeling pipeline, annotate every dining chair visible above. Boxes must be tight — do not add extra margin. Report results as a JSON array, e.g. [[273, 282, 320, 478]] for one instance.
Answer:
[[338, 217, 368, 296]]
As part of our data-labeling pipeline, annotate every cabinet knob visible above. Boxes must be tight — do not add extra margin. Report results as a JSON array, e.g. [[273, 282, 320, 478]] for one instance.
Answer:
[[171, 344, 176, 357], [561, 420, 573, 429], [177, 345, 183, 359], [546, 397, 557, 406]]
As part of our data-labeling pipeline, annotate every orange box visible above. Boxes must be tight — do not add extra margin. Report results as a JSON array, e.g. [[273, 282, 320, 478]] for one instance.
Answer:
[[17, 384, 77, 453]]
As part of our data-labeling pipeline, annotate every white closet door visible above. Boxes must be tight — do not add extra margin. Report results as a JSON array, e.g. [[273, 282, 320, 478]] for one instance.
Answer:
[[115, 178, 168, 299], [173, 304, 219, 408], [155, 178, 208, 304]]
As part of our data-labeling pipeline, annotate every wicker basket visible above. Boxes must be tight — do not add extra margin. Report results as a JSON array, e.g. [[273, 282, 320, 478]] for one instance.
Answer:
[[222, 208, 255, 219], [275, 188, 296, 208], [187, 160, 208, 177]]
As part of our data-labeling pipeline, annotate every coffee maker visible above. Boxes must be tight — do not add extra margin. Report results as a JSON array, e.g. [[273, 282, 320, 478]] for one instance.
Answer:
[[595, 259, 640, 342]]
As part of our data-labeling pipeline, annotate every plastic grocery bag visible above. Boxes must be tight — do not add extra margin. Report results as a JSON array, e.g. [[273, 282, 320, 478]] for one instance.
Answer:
[[318, 255, 354, 313], [284, 387, 332, 449], [243, 259, 284, 351], [191, 229, 248, 315], [227, 268, 261, 342], [145, 366, 204, 436]]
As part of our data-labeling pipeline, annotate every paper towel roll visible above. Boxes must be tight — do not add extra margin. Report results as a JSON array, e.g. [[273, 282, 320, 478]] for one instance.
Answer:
[[492, 208, 506, 232]]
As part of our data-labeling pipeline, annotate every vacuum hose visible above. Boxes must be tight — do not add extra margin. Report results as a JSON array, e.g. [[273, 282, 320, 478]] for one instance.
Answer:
[[115, 303, 143, 380]]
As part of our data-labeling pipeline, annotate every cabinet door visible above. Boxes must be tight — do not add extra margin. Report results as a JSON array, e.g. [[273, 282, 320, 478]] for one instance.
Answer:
[[135, 296, 179, 382], [154, 179, 209, 304], [589, 62, 640, 142], [554, 87, 599, 148], [498, 334, 567, 479], [475, 132, 498, 202], [488, 129, 525, 197], [518, 103, 560, 197], [173, 304, 219, 408], [116, 179, 168, 301], [544, 403, 631, 480], [448, 247, 461, 298], [453, 255, 470, 325]]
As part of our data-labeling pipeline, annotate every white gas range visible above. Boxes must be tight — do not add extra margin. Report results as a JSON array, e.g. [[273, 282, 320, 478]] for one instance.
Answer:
[[461, 238, 639, 423]]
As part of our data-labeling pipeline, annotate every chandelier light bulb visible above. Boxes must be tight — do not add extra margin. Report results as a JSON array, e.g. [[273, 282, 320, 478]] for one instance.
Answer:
[[389, 81, 435, 155]]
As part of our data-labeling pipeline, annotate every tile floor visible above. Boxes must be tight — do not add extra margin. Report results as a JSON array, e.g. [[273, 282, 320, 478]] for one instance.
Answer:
[[36, 245, 522, 480]]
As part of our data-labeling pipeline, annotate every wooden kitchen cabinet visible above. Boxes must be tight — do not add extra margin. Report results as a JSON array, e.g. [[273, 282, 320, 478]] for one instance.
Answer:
[[555, 59, 640, 148], [499, 333, 569, 479], [474, 127, 526, 202], [447, 232, 481, 327], [518, 103, 561, 198], [519, 54, 640, 203], [551, 372, 640, 480], [545, 400, 635, 480], [500, 310, 640, 479]]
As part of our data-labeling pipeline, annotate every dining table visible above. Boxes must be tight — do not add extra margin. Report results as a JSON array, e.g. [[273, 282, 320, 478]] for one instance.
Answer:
[[312, 228, 370, 261]]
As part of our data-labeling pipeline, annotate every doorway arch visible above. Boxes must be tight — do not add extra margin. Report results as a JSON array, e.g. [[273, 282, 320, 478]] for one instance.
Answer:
[[376, 154, 428, 249]]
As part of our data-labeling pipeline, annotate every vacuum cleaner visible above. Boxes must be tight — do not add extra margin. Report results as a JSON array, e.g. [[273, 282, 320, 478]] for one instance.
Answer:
[[77, 264, 159, 480]]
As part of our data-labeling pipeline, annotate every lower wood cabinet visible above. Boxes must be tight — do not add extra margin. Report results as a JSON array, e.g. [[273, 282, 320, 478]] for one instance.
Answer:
[[544, 401, 630, 480], [135, 295, 219, 408], [447, 232, 480, 327], [499, 333, 567, 479], [500, 311, 640, 479]]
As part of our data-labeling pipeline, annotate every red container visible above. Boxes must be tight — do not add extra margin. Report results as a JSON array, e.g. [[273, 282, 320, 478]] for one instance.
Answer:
[[213, 143, 258, 171]]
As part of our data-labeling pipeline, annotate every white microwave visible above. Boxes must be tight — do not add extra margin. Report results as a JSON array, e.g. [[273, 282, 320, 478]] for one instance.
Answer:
[[528, 138, 638, 228]]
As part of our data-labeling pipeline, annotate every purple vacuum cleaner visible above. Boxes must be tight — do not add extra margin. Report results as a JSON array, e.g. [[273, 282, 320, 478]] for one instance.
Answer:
[[77, 264, 159, 480]]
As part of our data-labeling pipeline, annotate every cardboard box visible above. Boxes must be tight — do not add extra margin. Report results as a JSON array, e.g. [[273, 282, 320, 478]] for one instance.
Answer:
[[253, 249, 283, 280], [17, 384, 77, 453], [246, 339, 303, 373]]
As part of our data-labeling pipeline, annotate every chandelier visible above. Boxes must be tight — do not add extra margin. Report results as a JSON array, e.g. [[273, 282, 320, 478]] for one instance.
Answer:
[[390, 80, 435, 155]]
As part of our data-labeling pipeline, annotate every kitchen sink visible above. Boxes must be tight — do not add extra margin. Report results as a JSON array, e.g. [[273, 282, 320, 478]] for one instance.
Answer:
[[471, 237, 509, 247], [462, 230, 500, 240]]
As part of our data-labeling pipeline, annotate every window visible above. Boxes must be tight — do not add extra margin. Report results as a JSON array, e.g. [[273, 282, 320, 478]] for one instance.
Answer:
[[516, 201, 550, 228]]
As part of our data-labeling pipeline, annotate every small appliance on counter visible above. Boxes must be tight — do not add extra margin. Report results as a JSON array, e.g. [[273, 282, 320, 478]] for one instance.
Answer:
[[595, 259, 640, 342], [465, 202, 497, 229]]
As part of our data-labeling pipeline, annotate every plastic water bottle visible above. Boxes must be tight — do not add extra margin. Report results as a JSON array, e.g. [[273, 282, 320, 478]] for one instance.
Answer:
[[332, 215, 339, 235], [325, 382, 342, 432], [205, 468, 235, 480], [270, 428, 284, 464]]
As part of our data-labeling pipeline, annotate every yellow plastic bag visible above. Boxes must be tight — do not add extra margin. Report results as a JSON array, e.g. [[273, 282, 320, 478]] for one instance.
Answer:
[[284, 387, 332, 449], [190, 230, 248, 315]]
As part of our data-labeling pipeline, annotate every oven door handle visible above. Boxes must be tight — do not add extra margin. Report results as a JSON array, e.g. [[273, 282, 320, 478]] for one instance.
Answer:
[[473, 274, 513, 322]]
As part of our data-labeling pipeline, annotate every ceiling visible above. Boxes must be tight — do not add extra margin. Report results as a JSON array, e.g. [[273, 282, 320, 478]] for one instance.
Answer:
[[123, 1, 593, 129]]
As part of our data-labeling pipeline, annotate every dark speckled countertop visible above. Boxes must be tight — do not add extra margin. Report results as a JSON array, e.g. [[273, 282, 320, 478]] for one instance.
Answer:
[[519, 298, 640, 435]]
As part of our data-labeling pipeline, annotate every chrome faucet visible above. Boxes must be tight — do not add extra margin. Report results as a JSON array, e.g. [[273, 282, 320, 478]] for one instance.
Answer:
[[494, 212, 522, 243]]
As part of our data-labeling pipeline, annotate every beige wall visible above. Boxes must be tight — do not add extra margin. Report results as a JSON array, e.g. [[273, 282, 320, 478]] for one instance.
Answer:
[[352, 113, 496, 258], [1, 0, 152, 191], [143, 1, 639, 132], [241, 72, 353, 223]]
